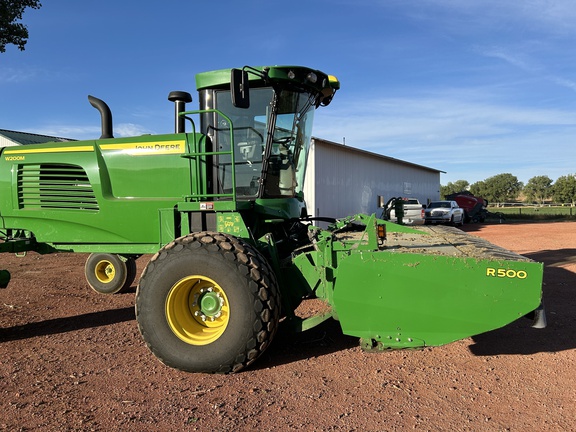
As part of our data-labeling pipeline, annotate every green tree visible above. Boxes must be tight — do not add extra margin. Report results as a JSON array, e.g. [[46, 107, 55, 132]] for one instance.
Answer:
[[440, 180, 469, 199], [469, 180, 487, 200], [523, 175, 553, 205], [552, 174, 576, 206], [0, 0, 42, 53], [470, 173, 522, 205]]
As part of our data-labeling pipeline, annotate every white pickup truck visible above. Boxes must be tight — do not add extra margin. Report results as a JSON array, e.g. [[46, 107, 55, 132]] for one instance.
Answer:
[[385, 198, 425, 225], [424, 200, 465, 226]]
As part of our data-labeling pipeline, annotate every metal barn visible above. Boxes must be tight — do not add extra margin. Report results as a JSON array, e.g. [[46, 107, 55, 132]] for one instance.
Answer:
[[0, 129, 73, 147], [303, 137, 443, 221]]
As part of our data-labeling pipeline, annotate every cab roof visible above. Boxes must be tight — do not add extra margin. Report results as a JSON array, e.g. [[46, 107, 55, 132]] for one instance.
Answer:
[[195, 65, 340, 96]]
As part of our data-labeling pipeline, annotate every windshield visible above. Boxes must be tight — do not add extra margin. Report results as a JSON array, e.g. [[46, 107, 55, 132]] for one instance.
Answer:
[[262, 90, 315, 198], [211, 87, 315, 199], [429, 202, 451, 209]]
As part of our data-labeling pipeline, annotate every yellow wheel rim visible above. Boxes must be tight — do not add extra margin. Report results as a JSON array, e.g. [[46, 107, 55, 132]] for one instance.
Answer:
[[165, 275, 230, 346], [94, 260, 115, 284]]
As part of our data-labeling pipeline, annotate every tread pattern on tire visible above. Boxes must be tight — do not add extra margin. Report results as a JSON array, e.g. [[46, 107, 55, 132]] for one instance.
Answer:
[[136, 231, 280, 373]]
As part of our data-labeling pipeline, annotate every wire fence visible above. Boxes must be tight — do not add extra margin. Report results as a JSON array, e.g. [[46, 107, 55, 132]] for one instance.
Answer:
[[488, 204, 575, 218]]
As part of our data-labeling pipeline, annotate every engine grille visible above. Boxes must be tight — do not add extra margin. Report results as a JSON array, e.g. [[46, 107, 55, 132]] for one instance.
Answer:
[[17, 164, 99, 211]]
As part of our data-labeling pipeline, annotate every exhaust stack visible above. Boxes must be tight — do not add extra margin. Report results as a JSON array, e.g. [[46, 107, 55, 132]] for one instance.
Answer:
[[168, 91, 192, 134], [88, 95, 114, 139]]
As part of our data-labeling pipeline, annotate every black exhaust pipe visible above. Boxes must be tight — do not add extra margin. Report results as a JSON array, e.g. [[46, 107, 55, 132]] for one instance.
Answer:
[[168, 91, 192, 134], [88, 95, 114, 139]]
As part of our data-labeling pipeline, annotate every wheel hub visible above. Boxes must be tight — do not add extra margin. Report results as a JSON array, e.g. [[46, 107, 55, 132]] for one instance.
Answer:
[[95, 260, 115, 283], [165, 276, 230, 345], [197, 289, 224, 319]]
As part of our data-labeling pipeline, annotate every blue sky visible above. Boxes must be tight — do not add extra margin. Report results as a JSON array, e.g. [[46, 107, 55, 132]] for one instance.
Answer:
[[2, 0, 576, 185]]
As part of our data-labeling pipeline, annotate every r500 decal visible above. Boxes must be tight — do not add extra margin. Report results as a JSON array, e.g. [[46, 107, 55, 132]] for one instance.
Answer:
[[486, 268, 528, 279]]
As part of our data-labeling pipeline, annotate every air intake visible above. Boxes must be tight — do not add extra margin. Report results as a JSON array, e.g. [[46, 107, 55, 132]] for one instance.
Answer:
[[17, 164, 99, 211]]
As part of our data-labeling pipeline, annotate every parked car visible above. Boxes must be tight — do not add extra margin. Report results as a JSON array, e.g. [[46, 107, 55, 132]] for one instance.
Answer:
[[386, 198, 425, 225], [424, 200, 465, 226]]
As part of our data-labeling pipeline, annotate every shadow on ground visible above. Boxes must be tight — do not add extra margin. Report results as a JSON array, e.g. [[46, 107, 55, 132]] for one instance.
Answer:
[[0, 306, 136, 342], [252, 318, 358, 371], [0, 298, 357, 371]]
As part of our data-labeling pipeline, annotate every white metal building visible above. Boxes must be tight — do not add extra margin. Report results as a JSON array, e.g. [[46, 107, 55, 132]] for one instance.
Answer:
[[0, 129, 73, 147], [303, 137, 443, 221]]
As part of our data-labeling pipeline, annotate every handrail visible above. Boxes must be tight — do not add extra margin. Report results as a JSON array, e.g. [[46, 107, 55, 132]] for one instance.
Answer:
[[178, 109, 237, 204]]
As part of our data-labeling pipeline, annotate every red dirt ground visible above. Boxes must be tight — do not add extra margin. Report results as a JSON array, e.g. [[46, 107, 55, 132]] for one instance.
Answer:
[[1, 222, 575, 431]]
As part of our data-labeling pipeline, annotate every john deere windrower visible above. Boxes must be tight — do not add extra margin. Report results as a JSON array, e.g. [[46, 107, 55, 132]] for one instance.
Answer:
[[0, 66, 545, 373]]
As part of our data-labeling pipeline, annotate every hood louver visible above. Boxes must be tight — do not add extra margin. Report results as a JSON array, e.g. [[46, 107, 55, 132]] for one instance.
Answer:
[[17, 164, 99, 211]]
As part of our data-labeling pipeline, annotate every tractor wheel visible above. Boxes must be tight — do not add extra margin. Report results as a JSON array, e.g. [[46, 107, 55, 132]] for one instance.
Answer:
[[135, 231, 280, 374], [85, 253, 136, 294]]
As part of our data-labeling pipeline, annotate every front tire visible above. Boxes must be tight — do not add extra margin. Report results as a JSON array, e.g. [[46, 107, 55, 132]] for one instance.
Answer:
[[135, 232, 280, 373]]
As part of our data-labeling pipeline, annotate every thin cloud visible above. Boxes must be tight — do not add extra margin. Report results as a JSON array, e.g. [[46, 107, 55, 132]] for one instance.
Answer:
[[317, 95, 576, 143], [0, 67, 38, 84], [29, 123, 156, 140], [399, 0, 576, 35], [551, 77, 576, 92], [476, 44, 576, 94], [115, 123, 155, 137], [314, 93, 576, 183], [479, 47, 540, 72], [28, 126, 101, 140], [0, 66, 82, 85]]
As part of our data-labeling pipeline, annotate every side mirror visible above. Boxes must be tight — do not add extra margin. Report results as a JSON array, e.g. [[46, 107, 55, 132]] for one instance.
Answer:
[[231, 68, 250, 108]]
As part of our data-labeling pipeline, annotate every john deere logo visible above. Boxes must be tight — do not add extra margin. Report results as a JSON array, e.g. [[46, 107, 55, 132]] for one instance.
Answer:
[[100, 140, 185, 155]]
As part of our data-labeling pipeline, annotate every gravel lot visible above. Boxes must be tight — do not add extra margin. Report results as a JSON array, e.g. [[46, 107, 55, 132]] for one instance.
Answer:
[[1, 221, 575, 431]]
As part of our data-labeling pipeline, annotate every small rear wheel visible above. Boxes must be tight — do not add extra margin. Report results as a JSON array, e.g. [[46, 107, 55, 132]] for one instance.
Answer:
[[136, 232, 280, 373], [85, 253, 137, 294]]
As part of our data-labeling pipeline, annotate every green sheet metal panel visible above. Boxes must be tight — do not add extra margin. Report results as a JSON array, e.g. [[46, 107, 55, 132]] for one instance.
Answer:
[[332, 250, 543, 347], [0, 134, 196, 248]]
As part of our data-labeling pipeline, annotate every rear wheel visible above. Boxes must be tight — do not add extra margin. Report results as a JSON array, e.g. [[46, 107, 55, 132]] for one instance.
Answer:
[[85, 253, 137, 294], [136, 232, 280, 373]]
